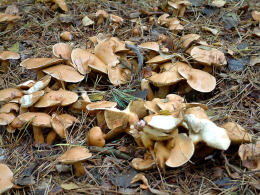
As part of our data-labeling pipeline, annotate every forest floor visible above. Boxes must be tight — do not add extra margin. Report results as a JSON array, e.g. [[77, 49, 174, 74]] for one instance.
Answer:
[[0, 0, 259, 194]]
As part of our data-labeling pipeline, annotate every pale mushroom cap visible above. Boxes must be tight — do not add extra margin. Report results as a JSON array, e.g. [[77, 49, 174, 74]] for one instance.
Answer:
[[127, 99, 148, 119], [0, 88, 23, 102], [25, 75, 51, 94], [43, 64, 84, 83], [20, 90, 45, 108], [96, 10, 109, 18], [180, 34, 201, 48], [87, 53, 107, 74], [221, 122, 252, 144], [178, 66, 216, 92], [110, 14, 123, 23], [143, 125, 174, 141], [86, 101, 117, 111], [104, 108, 129, 130], [54, 0, 69, 12], [0, 12, 20, 22], [0, 103, 19, 113], [107, 64, 130, 86], [58, 146, 92, 164], [131, 158, 155, 171], [166, 133, 194, 167], [144, 98, 161, 114], [0, 164, 13, 194], [139, 42, 160, 52], [18, 112, 51, 127], [238, 141, 260, 161], [0, 113, 15, 125], [71, 48, 92, 74], [52, 43, 72, 61], [0, 51, 20, 60], [252, 11, 260, 21], [87, 126, 105, 147], [34, 88, 78, 107], [146, 55, 170, 64], [20, 58, 63, 70], [17, 80, 36, 89], [190, 46, 227, 66], [156, 94, 185, 112]]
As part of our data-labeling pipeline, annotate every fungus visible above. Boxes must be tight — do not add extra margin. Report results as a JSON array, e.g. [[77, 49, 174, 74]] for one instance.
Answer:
[[0, 51, 20, 72], [87, 126, 106, 147]]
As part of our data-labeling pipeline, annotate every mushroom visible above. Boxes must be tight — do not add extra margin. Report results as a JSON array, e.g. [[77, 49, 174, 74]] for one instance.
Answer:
[[146, 55, 170, 64], [20, 58, 63, 70], [139, 42, 160, 52], [131, 158, 156, 171], [107, 64, 130, 86], [180, 34, 201, 49], [158, 14, 184, 31], [60, 31, 73, 41], [86, 126, 105, 147], [177, 65, 216, 92], [168, 0, 191, 17], [24, 75, 51, 94], [52, 43, 72, 62], [140, 79, 154, 101], [0, 103, 19, 113], [86, 101, 117, 115], [0, 51, 20, 72], [252, 11, 260, 22], [0, 113, 16, 126], [154, 141, 170, 170], [96, 10, 109, 25], [18, 112, 52, 144], [0, 88, 23, 103], [58, 146, 92, 177], [17, 80, 36, 90], [109, 14, 123, 24], [20, 90, 45, 108], [0, 12, 20, 22], [53, 0, 68, 12], [184, 106, 231, 150], [0, 164, 13, 194]]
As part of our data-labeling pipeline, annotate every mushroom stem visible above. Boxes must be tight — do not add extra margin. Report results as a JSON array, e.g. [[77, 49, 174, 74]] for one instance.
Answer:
[[73, 162, 85, 177], [33, 126, 44, 144], [1, 60, 10, 73], [141, 79, 154, 101], [46, 130, 57, 144], [97, 16, 104, 25], [60, 81, 66, 90], [156, 86, 169, 99], [37, 71, 45, 80], [105, 127, 125, 140]]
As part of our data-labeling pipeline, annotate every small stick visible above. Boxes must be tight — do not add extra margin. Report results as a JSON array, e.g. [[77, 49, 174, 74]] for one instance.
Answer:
[[125, 43, 144, 72], [88, 146, 131, 160]]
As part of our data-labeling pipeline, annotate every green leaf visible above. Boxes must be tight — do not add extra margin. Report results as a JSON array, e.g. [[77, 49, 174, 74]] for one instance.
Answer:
[[8, 42, 19, 52]]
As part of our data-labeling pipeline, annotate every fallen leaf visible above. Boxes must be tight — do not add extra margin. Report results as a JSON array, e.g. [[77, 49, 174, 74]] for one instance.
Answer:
[[82, 16, 94, 26], [61, 182, 79, 190]]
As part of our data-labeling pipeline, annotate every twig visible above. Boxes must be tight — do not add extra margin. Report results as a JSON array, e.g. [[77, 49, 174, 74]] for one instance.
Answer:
[[125, 43, 144, 72], [88, 146, 131, 160]]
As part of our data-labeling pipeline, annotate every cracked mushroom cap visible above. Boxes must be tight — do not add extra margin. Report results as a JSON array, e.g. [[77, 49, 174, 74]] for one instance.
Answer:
[[0, 51, 20, 60], [43, 64, 84, 83], [0, 88, 23, 103], [20, 58, 63, 70], [221, 122, 252, 144], [0, 113, 15, 125], [190, 46, 227, 66], [58, 146, 92, 164], [0, 164, 13, 194], [87, 126, 105, 147], [18, 112, 51, 127], [166, 133, 194, 167], [0, 12, 20, 22], [20, 90, 45, 108], [178, 66, 216, 92], [52, 43, 72, 61], [34, 88, 78, 108], [0, 103, 19, 113], [86, 101, 117, 111]]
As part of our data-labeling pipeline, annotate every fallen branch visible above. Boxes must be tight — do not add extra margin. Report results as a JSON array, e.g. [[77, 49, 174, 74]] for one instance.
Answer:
[[125, 43, 144, 72]]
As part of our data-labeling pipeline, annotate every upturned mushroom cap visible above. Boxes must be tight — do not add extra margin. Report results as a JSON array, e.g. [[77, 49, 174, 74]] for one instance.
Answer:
[[184, 107, 231, 150], [190, 46, 227, 66], [131, 158, 155, 171], [51, 113, 79, 138], [252, 11, 260, 21], [126, 99, 148, 119], [17, 80, 36, 89], [0, 51, 20, 60], [20, 58, 63, 70], [144, 114, 182, 133], [104, 108, 129, 130], [107, 64, 130, 86], [0, 88, 23, 103], [0, 12, 20, 22], [34, 88, 78, 107], [0, 103, 19, 113], [24, 75, 51, 94], [18, 112, 51, 127], [143, 125, 174, 141], [87, 126, 105, 147], [180, 34, 201, 48], [166, 133, 194, 167], [178, 66, 216, 92], [94, 38, 120, 67], [43, 64, 84, 83], [52, 43, 72, 61], [0, 164, 13, 194], [146, 55, 170, 64], [58, 146, 92, 164], [86, 101, 117, 111], [0, 113, 15, 125], [139, 42, 160, 52], [71, 48, 92, 74], [221, 122, 252, 144], [20, 90, 45, 108], [144, 98, 161, 114]]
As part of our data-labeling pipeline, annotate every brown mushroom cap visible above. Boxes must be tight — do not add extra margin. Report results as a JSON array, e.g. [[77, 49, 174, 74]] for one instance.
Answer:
[[60, 31, 73, 41], [86, 101, 117, 111], [0, 164, 13, 194], [221, 122, 252, 144], [0, 103, 19, 113], [143, 125, 174, 141], [87, 126, 105, 147], [139, 42, 160, 52], [252, 11, 260, 21], [18, 112, 51, 127], [24, 75, 51, 94], [34, 88, 78, 107], [54, 0, 68, 12], [0, 113, 15, 125], [190, 46, 227, 66], [58, 146, 92, 164], [20, 58, 63, 70], [166, 133, 194, 167], [107, 64, 130, 86], [0, 88, 23, 102], [20, 90, 45, 108], [17, 80, 36, 90], [110, 14, 123, 24], [180, 34, 201, 48], [96, 10, 109, 18], [156, 94, 185, 113], [144, 98, 161, 114], [0, 51, 20, 60], [71, 48, 92, 74], [131, 158, 156, 171], [104, 108, 129, 130], [127, 99, 148, 119], [0, 12, 20, 22], [146, 55, 170, 64], [178, 66, 216, 93], [43, 64, 84, 83], [52, 43, 72, 61]]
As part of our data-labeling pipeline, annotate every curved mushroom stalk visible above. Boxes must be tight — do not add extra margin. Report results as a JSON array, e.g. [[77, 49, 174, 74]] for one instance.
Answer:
[[73, 162, 86, 177], [46, 130, 57, 145], [87, 126, 105, 147], [33, 126, 44, 144]]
